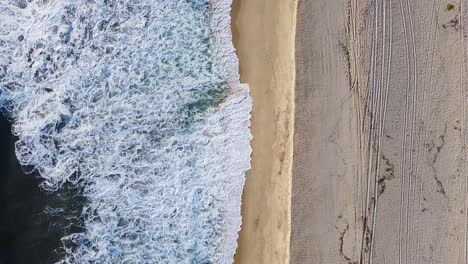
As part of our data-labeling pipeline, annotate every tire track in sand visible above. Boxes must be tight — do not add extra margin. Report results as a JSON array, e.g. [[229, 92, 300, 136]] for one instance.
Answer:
[[405, 0, 419, 262], [369, 0, 393, 263], [360, 0, 381, 261], [397, 0, 412, 262]]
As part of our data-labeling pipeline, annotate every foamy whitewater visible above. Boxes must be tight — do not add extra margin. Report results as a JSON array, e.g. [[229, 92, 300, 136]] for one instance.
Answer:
[[0, 0, 251, 263]]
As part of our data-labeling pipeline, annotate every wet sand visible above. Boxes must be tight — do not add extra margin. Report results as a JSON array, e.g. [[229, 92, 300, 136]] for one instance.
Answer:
[[231, 0, 296, 263], [292, 0, 468, 263]]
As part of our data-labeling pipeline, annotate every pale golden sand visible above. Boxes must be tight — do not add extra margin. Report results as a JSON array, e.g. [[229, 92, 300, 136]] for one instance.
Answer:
[[231, 0, 297, 263]]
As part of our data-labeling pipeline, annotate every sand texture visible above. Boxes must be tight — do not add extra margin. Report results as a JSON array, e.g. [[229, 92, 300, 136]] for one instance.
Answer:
[[232, 0, 297, 263], [292, 0, 468, 263]]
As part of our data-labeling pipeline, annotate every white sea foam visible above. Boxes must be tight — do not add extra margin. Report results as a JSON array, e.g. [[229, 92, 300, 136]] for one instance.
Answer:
[[0, 0, 251, 263]]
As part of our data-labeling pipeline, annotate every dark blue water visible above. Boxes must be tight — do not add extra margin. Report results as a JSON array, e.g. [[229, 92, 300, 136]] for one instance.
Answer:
[[0, 115, 85, 264]]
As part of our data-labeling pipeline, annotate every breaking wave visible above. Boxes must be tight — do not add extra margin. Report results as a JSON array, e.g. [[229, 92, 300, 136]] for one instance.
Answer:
[[0, 0, 251, 263]]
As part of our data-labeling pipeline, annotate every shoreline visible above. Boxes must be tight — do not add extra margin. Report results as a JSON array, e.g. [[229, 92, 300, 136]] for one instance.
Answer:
[[231, 0, 297, 263]]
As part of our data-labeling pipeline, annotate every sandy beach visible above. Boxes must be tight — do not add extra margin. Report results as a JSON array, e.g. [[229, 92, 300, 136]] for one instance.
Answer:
[[292, 0, 468, 263], [231, 0, 296, 263]]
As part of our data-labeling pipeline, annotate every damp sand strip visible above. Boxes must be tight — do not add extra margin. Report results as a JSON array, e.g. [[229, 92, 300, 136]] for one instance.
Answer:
[[232, 0, 297, 263]]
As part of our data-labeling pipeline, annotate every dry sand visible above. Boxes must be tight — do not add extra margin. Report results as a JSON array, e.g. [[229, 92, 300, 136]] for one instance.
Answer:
[[231, 0, 297, 263], [292, 0, 468, 263]]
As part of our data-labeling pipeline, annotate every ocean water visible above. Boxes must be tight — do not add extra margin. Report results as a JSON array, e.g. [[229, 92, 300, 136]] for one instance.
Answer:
[[0, 0, 251, 263]]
